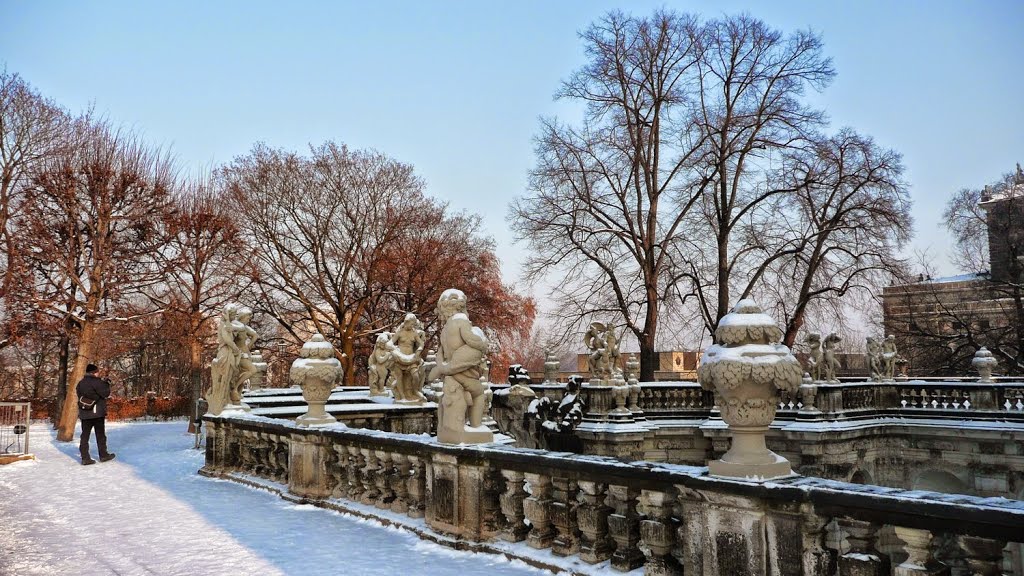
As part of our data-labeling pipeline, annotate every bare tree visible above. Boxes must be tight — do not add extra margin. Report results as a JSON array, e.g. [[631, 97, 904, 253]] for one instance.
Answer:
[[19, 119, 177, 441], [512, 10, 837, 379], [223, 141, 534, 384], [746, 130, 912, 345], [0, 69, 70, 348]]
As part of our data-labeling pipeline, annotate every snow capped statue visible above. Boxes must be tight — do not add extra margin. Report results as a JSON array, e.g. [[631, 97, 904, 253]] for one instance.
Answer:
[[583, 321, 622, 382], [389, 313, 427, 404], [208, 303, 263, 415], [429, 289, 493, 444], [822, 333, 841, 383], [698, 299, 802, 480], [290, 333, 343, 426], [866, 336, 883, 382], [368, 333, 393, 396], [804, 332, 823, 382]]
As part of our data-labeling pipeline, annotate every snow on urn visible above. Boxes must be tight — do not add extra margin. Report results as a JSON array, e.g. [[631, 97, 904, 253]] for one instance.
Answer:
[[972, 347, 998, 383], [697, 299, 802, 480], [289, 333, 342, 426]]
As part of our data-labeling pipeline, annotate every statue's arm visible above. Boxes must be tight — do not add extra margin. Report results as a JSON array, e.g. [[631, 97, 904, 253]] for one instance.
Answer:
[[458, 322, 488, 352]]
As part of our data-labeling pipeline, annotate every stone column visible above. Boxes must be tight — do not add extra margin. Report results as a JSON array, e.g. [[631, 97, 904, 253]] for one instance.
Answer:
[[499, 470, 530, 542], [331, 445, 349, 498], [837, 519, 886, 576], [359, 447, 380, 504], [892, 526, 933, 576], [577, 481, 614, 564], [697, 299, 802, 480], [345, 445, 364, 500], [607, 484, 645, 571], [957, 535, 1006, 576], [550, 476, 580, 556], [640, 489, 681, 575], [374, 450, 395, 509], [391, 453, 410, 514], [406, 455, 426, 518], [523, 473, 555, 549]]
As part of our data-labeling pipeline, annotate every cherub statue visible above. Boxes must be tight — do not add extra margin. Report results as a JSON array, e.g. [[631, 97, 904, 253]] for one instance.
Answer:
[[429, 289, 492, 443], [390, 313, 426, 403], [208, 303, 240, 415], [804, 332, 823, 381], [866, 336, 883, 382], [368, 333, 394, 396], [881, 335, 898, 381], [605, 325, 622, 377], [230, 306, 260, 405], [583, 321, 609, 380], [822, 333, 842, 383]]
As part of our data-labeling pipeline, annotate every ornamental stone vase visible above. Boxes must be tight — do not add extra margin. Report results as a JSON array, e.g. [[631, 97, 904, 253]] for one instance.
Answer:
[[289, 334, 342, 426], [697, 299, 802, 480], [972, 347, 998, 383]]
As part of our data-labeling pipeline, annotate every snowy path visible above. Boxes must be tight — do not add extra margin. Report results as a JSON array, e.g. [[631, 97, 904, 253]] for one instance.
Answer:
[[0, 421, 548, 576]]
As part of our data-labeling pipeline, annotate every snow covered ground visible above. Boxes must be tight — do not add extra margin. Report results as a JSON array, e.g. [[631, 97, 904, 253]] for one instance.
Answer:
[[0, 421, 551, 576]]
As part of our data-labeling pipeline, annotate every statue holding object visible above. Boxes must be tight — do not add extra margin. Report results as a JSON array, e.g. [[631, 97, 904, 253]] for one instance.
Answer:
[[429, 289, 493, 444], [389, 313, 427, 404]]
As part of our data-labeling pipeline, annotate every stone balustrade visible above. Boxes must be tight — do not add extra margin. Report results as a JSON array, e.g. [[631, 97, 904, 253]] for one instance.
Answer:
[[201, 413, 1024, 575]]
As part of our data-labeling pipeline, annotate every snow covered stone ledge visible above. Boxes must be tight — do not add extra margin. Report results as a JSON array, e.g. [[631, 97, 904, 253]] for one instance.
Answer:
[[201, 412, 1024, 575]]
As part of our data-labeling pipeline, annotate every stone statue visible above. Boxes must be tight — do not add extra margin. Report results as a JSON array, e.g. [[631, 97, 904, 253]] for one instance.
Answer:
[[506, 364, 536, 396], [881, 335, 898, 381], [866, 336, 883, 382], [389, 313, 427, 404], [584, 321, 609, 380], [605, 325, 622, 377], [822, 333, 841, 383], [209, 304, 240, 415], [367, 333, 393, 396], [230, 306, 259, 406], [804, 333, 823, 381], [429, 289, 493, 444]]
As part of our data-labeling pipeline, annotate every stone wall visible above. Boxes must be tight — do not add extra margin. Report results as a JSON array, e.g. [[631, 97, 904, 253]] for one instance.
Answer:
[[202, 413, 1024, 575]]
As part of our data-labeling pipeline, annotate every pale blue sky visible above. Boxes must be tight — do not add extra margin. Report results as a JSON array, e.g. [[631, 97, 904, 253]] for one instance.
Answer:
[[3, 1, 1023, 290]]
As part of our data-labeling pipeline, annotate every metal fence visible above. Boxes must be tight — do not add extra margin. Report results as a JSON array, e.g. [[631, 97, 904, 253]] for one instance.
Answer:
[[0, 402, 31, 455]]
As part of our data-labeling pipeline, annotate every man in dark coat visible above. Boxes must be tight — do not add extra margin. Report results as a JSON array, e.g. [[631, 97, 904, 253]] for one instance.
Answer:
[[77, 363, 116, 465]]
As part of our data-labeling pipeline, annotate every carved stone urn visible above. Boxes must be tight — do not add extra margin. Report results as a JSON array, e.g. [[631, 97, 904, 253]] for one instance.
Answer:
[[289, 333, 342, 426], [697, 299, 802, 480], [972, 347, 998, 383]]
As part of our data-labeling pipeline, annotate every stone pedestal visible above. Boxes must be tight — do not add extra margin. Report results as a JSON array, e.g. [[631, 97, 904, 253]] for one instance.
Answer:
[[288, 432, 332, 499], [425, 453, 499, 541]]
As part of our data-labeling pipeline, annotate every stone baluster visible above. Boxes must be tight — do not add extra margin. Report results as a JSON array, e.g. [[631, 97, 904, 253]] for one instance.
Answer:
[[390, 453, 410, 514], [956, 535, 1007, 576], [640, 489, 681, 575], [406, 455, 427, 518], [550, 476, 580, 556], [375, 450, 395, 509], [523, 473, 555, 549], [331, 445, 349, 498], [346, 445, 363, 500], [240, 430, 255, 472], [836, 519, 886, 576], [892, 526, 934, 576], [577, 481, 614, 564], [275, 435, 289, 482], [607, 484, 645, 571], [359, 447, 379, 504], [498, 470, 530, 542]]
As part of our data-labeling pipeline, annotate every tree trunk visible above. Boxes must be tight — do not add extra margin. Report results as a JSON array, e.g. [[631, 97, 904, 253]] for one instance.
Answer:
[[56, 321, 98, 441], [639, 336, 657, 382], [187, 336, 202, 433], [52, 333, 70, 428]]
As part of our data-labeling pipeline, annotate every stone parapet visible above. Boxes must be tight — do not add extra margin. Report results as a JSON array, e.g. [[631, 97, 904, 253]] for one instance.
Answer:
[[201, 413, 1024, 575]]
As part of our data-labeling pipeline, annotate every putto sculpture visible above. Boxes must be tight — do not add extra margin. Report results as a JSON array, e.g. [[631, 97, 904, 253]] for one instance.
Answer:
[[822, 333, 841, 383], [881, 334, 898, 381], [583, 321, 622, 382], [429, 289, 493, 444], [389, 313, 427, 404], [698, 299, 802, 480], [804, 332, 823, 381], [866, 336, 883, 382], [208, 303, 264, 415], [367, 333, 393, 396]]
